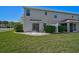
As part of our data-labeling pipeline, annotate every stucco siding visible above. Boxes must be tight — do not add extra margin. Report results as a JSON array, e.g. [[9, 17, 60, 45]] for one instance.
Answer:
[[23, 17, 32, 32]]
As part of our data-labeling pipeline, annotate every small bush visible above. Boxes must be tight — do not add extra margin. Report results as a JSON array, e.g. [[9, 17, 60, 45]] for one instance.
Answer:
[[58, 25, 65, 32], [44, 25, 56, 33], [14, 23, 23, 32]]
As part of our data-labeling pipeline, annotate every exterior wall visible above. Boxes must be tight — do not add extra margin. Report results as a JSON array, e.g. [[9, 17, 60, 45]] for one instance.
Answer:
[[23, 8, 79, 32], [23, 17, 32, 32], [76, 23, 79, 32]]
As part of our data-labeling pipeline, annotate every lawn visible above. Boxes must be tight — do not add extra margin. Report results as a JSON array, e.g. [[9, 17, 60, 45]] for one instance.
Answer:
[[0, 31, 79, 53]]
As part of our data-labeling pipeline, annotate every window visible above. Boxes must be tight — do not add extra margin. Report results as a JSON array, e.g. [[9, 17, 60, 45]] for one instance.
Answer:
[[72, 16, 74, 18], [74, 24, 76, 31], [43, 23, 46, 27], [54, 15, 57, 18], [26, 9, 30, 16], [45, 11, 47, 15]]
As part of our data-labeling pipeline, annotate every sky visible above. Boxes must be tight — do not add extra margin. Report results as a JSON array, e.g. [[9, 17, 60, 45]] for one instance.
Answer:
[[0, 6, 79, 22]]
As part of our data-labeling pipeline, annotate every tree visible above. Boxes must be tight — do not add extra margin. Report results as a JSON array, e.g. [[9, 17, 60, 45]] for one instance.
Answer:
[[0, 21, 2, 25]]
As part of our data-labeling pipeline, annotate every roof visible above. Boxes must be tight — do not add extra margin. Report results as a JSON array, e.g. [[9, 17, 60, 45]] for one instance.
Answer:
[[60, 19, 79, 23], [23, 7, 79, 16]]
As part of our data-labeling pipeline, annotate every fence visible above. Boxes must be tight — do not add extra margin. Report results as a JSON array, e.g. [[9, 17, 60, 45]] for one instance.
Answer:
[[0, 28, 14, 32]]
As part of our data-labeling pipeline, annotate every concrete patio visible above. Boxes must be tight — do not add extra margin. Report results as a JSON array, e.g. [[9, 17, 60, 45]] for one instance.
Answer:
[[16, 32, 50, 36]]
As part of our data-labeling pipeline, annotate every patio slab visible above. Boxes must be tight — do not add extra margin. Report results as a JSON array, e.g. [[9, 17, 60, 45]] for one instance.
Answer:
[[16, 32, 50, 36]]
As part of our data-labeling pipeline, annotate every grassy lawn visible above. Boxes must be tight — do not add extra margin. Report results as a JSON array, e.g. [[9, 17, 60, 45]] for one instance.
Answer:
[[0, 31, 79, 53]]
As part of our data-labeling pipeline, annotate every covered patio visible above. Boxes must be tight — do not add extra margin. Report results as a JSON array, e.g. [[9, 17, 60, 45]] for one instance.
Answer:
[[59, 19, 79, 32]]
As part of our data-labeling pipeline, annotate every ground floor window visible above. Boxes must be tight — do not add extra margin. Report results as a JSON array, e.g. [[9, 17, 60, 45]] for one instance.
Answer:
[[43, 23, 46, 27], [73, 24, 76, 31], [43, 23, 47, 31]]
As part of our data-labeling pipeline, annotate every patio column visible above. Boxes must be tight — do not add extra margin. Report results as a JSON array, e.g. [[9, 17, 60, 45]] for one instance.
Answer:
[[67, 23, 70, 32], [56, 23, 59, 33]]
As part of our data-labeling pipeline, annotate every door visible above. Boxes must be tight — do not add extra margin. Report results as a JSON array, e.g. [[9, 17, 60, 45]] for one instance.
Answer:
[[32, 23, 39, 32]]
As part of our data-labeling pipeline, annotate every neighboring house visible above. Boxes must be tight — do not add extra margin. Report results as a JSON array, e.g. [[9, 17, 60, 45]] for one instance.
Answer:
[[22, 7, 79, 33]]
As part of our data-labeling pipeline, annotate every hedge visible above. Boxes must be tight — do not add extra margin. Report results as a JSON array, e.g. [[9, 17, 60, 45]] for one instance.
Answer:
[[58, 25, 65, 32], [14, 23, 23, 32], [44, 25, 56, 33]]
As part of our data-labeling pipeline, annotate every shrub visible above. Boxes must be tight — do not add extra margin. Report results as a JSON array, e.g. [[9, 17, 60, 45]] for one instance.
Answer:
[[14, 23, 23, 32], [58, 25, 65, 32], [44, 25, 56, 33]]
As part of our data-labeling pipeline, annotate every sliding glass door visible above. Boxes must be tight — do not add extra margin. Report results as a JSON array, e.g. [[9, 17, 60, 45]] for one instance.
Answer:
[[32, 23, 39, 32]]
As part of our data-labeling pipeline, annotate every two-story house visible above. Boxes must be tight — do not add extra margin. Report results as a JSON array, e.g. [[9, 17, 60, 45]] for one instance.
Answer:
[[22, 7, 79, 33]]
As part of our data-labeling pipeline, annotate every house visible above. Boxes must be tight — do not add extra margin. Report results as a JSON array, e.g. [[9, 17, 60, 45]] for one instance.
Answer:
[[22, 7, 79, 33]]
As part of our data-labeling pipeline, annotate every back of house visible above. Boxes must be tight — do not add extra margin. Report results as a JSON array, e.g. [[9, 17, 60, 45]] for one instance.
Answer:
[[22, 7, 79, 33]]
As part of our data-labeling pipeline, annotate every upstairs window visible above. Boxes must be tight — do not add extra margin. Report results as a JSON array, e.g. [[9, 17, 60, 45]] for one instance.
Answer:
[[45, 11, 47, 15], [72, 16, 74, 18], [54, 15, 57, 18], [26, 9, 30, 16]]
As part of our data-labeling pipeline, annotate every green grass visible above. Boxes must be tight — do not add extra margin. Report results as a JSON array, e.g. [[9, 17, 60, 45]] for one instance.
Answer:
[[0, 31, 79, 53]]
